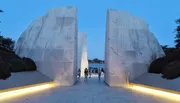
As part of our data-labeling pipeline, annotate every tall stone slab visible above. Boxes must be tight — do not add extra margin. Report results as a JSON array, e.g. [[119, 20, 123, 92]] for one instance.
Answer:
[[105, 9, 165, 87], [14, 6, 78, 86], [77, 32, 88, 77]]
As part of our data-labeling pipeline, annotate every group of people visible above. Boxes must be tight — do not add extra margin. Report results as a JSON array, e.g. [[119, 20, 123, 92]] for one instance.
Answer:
[[78, 68, 103, 81]]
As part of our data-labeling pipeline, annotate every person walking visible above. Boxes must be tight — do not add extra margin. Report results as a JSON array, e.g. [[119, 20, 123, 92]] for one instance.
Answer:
[[84, 68, 88, 81], [98, 68, 102, 81], [89, 68, 92, 78], [78, 69, 81, 79], [101, 68, 104, 75]]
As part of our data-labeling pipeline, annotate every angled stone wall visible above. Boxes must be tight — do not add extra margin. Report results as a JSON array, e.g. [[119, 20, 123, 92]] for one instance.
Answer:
[[14, 6, 78, 86], [77, 32, 88, 77], [105, 9, 165, 87]]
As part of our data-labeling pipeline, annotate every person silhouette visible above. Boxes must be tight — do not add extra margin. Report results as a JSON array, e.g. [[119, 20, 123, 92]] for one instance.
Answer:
[[84, 68, 88, 81], [98, 68, 102, 81], [78, 69, 81, 78], [89, 68, 92, 78]]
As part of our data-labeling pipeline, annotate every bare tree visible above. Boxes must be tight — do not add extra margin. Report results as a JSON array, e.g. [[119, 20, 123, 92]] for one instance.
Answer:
[[0, 10, 3, 34], [175, 19, 180, 48]]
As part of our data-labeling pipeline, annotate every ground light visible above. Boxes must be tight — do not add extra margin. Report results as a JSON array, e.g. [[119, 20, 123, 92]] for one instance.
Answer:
[[0, 81, 56, 101], [128, 83, 180, 102]]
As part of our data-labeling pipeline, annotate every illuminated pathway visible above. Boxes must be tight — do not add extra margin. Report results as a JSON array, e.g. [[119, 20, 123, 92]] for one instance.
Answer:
[[1, 75, 179, 103]]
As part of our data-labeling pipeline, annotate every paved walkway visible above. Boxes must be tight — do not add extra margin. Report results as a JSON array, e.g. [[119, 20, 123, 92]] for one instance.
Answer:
[[3, 75, 178, 103]]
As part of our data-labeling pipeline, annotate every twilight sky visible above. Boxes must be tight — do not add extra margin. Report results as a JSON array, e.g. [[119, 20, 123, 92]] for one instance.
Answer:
[[0, 0, 180, 59]]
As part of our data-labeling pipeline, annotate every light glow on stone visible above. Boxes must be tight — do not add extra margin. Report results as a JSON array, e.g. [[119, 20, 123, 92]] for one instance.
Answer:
[[0, 82, 56, 101], [128, 83, 180, 102]]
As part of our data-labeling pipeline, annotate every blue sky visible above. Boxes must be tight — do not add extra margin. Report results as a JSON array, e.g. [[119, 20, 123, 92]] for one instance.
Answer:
[[0, 0, 180, 59]]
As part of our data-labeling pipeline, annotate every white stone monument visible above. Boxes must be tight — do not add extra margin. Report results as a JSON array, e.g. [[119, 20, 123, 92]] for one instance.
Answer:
[[105, 9, 165, 87], [77, 32, 88, 77], [14, 6, 78, 86]]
